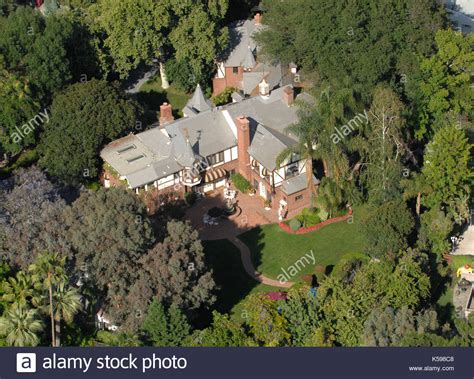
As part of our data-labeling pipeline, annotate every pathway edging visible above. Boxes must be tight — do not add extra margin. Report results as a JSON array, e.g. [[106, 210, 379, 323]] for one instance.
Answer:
[[229, 237, 293, 289]]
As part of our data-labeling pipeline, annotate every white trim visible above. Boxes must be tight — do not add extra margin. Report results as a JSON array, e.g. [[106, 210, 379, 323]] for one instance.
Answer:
[[222, 110, 238, 139]]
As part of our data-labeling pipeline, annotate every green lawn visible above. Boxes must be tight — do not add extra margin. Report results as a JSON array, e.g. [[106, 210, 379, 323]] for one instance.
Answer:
[[203, 239, 281, 321], [203, 206, 368, 321], [435, 255, 473, 321], [238, 206, 367, 280], [137, 75, 190, 122]]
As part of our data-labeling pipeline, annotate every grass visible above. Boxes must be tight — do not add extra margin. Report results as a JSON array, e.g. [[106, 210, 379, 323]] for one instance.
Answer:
[[238, 206, 367, 279], [436, 255, 474, 320], [203, 206, 368, 322], [203, 239, 282, 321], [137, 75, 190, 122], [450, 255, 474, 269]]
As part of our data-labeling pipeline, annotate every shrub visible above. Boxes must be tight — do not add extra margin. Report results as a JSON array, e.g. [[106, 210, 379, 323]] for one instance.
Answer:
[[296, 208, 322, 227], [230, 173, 251, 193], [184, 192, 197, 206], [289, 218, 301, 231], [318, 209, 329, 221], [212, 87, 237, 106]]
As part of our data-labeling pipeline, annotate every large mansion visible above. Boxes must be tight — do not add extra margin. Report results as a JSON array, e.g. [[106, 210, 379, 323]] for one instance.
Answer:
[[100, 84, 317, 217]]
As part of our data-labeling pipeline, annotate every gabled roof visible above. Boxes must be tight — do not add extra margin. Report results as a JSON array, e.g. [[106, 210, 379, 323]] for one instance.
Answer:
[[223, 19, 263, 67], [248, 124, 294, 171], [101, 85, 314, 189], [166, 111, 236, 160], [282, 174, 320, 195], [100, 128, 181, 189]]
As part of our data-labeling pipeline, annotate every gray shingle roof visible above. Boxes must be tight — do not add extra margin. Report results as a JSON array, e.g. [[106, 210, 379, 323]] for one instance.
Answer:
[[186, 84, 212, 114], [282, 173, 320, 195], [223, 19, 263, 67], [100, 128, 181, 189], [248, 124, 293, 171], [101, 84, 314, 189], [165, 111, 236, 159]]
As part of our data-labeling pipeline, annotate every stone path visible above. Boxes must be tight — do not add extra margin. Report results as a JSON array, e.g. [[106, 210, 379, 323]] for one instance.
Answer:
[[187, 190, 294, 288], [453, 225, 474, 255], [229, 236, 293, 288]]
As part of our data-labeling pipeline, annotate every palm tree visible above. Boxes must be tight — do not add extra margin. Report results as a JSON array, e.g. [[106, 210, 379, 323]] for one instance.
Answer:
[[277, 82, 357, 197], [316, 82, 357, 182], [29, 253, 67, 347], [0, 305, 44, 347], [52, 283, 82, 347], [1, 271, 40, 308], [276, 103, 322, 198], [316, 177, 343, 218]]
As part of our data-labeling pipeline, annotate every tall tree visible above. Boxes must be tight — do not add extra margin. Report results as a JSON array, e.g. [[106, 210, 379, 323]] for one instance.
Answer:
[[25, 15, 73, 99], [416, 30, 474, 139], [421, 124, 473, 223], [92, 0, 171, 80], [137, 221, 216, 311], [142, 300, 190, 346], [51, 282, 82, 347], [0, 166, 70, 269], [350, 86, 406, 203], [0, 55, 39, 157], [363, 306, 438, 346], [169, 1, 228, 85], [361, 200, 414, 258], [255, 0, 444, 99], [29, 253, 68, 347], [244, 293, 290, 347], [280, 288, 322, 346], [64, 188, 154, 325], [38, 79, 141, 183], [318, 252, 430, 346]]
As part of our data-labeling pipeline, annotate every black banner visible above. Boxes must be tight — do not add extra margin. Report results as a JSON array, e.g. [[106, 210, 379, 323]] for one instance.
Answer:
[[0, 347, 472, 379]]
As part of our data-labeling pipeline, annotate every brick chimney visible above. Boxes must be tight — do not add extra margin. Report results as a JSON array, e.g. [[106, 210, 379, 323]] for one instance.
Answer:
[[236, 116, 251, 179], [254, 12, 262, 25], [159, 102, 174, 126], [283, 87, 294, 106]]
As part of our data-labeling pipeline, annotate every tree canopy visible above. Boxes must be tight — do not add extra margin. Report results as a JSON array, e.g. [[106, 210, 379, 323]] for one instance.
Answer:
[[38, 79, 141, 183]]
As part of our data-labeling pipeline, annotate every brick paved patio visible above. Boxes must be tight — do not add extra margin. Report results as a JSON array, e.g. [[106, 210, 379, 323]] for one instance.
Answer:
[[185, 189, 280, 240]]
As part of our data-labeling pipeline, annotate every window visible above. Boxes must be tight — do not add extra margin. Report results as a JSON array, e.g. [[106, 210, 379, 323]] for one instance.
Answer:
[[232, 67, 239, 74], [207, 152, 224, 166], [295, 194, 304, 202]]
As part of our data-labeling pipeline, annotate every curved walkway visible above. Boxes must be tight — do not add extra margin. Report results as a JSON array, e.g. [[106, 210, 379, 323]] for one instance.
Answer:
[[230, 236, 293, 289]]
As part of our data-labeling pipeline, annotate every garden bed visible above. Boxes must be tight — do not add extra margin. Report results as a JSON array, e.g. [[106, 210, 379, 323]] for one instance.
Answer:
[[279, 208, 353, 234]]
